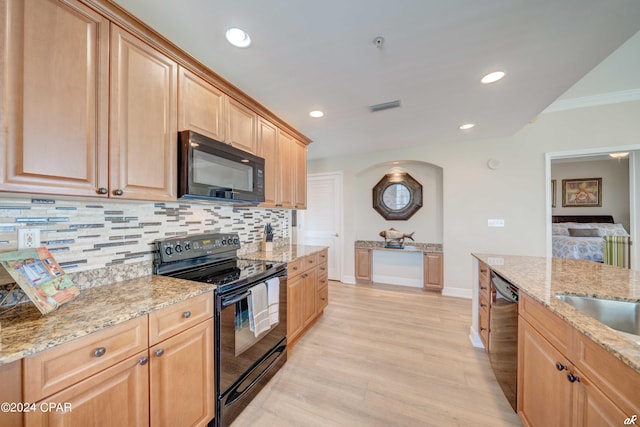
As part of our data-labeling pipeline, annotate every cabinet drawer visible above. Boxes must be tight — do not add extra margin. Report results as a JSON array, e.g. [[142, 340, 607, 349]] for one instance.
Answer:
[[287, 258, 304, 278], [478, 308, 489, 350], [24, 315, 148, 402], [149, 292, 213, 345], [478, 262, 490, 282], [318, 249, 328, 264], [519, 293, 571, 356], [318, 281, 328, 312], [479, 291, 490, 316], [304, 253, 318, 269], [317, 261, 328, 276]]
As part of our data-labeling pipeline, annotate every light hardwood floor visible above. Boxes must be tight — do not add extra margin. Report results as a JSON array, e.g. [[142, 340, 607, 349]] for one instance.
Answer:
[[232, 281, 522, 427]]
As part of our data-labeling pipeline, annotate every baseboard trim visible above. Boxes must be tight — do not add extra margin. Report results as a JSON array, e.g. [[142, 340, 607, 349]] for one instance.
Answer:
[[371, 274, 423, 288], [442, 287, 472, 299], [341, 275, 356, 284], [469, 326, 485, 349]]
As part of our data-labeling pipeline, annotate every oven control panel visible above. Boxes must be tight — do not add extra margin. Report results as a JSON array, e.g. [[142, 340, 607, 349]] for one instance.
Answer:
[[154, 232, 241, 263]]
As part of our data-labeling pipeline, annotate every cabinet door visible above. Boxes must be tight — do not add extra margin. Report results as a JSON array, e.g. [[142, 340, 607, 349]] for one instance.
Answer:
[[150, 319, 214, 427], [423, 253, 443, 291], [287, 274, 304, 341], [258, 118, 278, 207], [178, 67, 226, 141], [518, 318, 573, 427], [25, 352, 150, 427], [0, 360, 22, 427], [110, 24, 177, 201], [226, 98, 256, 154], [277, 131, 295, 208], [0, 0, 109, 197], [317, 271, 328, 313], [293, 140, 307, 209], [355, 248, 372, 284], [302, 268, 318, 326], [574, 368, 629, 427]]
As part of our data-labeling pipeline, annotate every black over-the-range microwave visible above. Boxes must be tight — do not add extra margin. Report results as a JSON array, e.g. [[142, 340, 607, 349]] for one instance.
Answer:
[[178, 130, 266, 203]]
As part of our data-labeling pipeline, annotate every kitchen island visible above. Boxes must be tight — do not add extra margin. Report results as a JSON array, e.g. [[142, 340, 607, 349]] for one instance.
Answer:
[[472, 254, 640, 427]]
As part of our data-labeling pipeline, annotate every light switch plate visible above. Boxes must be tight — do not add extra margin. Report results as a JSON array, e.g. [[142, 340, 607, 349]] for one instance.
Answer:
[[488, 219, 505, 227]]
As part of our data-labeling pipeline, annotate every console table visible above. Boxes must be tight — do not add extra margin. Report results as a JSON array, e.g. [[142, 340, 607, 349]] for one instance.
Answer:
[[354, 241, 443, 291]]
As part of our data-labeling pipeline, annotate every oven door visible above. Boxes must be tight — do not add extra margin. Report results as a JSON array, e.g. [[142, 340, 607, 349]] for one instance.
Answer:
[[216, 270, 287, 395]]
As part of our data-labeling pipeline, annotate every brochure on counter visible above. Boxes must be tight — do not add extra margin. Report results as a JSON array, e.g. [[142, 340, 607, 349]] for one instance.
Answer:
[[0, 247, 79, 315]]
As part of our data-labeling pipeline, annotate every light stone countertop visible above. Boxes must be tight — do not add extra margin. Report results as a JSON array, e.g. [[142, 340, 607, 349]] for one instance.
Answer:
[[240, 244, 328, 263], [355, 240, 443, 253], [473, 253, 640, 373], [0, 275, 215, 366]]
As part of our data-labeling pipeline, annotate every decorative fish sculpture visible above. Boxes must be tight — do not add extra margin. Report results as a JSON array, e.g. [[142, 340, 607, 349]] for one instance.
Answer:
[[379, 228, 415, 241]]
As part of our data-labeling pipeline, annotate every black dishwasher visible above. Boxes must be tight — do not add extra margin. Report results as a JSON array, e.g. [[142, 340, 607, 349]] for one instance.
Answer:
[[489, 271, 519, 412]]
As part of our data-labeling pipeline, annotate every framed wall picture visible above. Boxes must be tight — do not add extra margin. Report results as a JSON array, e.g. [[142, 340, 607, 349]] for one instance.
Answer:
[[551, 180, 556, 208], [562, 177, 602, 207]]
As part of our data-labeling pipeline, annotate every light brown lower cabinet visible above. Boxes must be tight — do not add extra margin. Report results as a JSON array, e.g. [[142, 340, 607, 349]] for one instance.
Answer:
[[354, 248, 372, 284], [25, 351, 150, 427], [0, 360, 23, 427], [518, 293, 639, 427], [20, 292, 214, 427], [287, 249, 329, 346], [423, 252, 443, 291], [150, 318, 214, 427]]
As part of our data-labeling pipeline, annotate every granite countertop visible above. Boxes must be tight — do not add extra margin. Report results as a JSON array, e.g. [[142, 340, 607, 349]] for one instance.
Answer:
[[240, 244, 328, 263], [355, 240, 443, 253], [473, 253, 640, 373], [0, 275, 216, 366]]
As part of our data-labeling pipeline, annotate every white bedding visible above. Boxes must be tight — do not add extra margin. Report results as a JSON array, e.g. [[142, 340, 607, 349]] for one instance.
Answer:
[[551, 222, 629, 262]]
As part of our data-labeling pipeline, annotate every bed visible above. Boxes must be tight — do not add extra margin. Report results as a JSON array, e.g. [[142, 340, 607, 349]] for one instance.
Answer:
[[552, 215, 630, 265]]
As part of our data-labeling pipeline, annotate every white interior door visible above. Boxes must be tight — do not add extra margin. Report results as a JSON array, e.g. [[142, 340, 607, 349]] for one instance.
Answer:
[[298, 172, 343, 281]]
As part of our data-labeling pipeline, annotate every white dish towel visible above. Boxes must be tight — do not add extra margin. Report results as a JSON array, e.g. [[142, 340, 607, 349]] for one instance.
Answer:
[[266, 277, 280, 326], [248, 283, 270, 337]]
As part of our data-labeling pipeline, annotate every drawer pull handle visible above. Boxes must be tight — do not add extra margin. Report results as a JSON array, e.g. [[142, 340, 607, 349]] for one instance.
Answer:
[[93, 347, 106, 358], [308, 260, 313, 263], [480, 303, 487, 308], [555, 362, 568, 371], [139, 356, 149, 366], [479, 327, 487, 331], [155, 349, 165, 357], [183, 311, 191, 319], [567, 373, 580, 383], [480, 286, 487, 290]]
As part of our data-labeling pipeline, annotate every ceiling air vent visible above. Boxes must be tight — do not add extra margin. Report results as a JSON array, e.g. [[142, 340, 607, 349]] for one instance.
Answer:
[[368, 100, 401, 113]]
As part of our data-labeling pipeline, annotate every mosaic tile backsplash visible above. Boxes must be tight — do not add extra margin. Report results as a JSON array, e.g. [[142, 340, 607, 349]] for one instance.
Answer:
[[0, 197, 290, 305]]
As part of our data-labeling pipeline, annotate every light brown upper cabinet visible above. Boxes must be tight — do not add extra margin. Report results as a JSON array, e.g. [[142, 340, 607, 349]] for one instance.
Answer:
[[226, 98, 257, 154], [258, 118, 278, 207], [293, 140, 307, 209], [277, 132, 295, 209], [0, 0, 110, 197], [177, 67, 226, 142], [109, 24, 178, 201]]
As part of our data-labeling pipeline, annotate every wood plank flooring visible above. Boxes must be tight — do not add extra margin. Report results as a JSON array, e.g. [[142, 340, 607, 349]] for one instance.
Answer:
[[231, 281, 522, 427]]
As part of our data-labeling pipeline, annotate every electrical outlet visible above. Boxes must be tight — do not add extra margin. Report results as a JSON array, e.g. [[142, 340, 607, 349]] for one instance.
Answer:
[[18, 228, 41, 249]]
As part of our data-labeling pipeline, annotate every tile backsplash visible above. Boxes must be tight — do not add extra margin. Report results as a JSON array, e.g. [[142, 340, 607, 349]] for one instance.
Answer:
[[0, 196, 290, 276]]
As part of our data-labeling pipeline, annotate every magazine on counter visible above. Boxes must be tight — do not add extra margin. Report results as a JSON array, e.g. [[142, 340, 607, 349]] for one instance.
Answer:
[[0, 247, 79, 315]]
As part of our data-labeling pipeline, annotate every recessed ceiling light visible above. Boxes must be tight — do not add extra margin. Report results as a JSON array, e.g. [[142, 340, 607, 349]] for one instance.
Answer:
[[225, 28, 251, 48], [481, 71, 505, 84], [459, 123, 475, 130], [309, 110, 324, 118]]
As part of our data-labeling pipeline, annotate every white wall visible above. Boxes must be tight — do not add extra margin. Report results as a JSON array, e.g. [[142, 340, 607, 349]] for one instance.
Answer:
[[354, 162, 443, 242], [308, 100, 640, 295], [551, 158, 630, 231]]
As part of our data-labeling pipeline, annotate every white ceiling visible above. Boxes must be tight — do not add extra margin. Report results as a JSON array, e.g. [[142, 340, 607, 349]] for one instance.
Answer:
[[112, 0, 640, 160]]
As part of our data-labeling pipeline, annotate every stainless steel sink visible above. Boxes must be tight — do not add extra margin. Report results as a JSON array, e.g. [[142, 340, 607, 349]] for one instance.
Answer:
[[555, 294, 640, 337]]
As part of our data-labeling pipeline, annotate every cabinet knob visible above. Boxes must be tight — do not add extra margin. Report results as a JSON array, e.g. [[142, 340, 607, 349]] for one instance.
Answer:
[[139, 356, 149, 365], [567, 373, 580, 383], [480, 303, 487, 308], [479, 327, 487, 331], [480, 286, 487, 290], [555, 362, 568, 371], [113, 189, 124, 196], [92, 347, 106, 357], [97, 187, 108, 195], [183, 311, 191, 319], [155, 349, 165, 357]]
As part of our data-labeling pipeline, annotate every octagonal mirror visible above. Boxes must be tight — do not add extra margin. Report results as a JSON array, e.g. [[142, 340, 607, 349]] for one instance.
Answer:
[[372, 172, 423, 220]]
